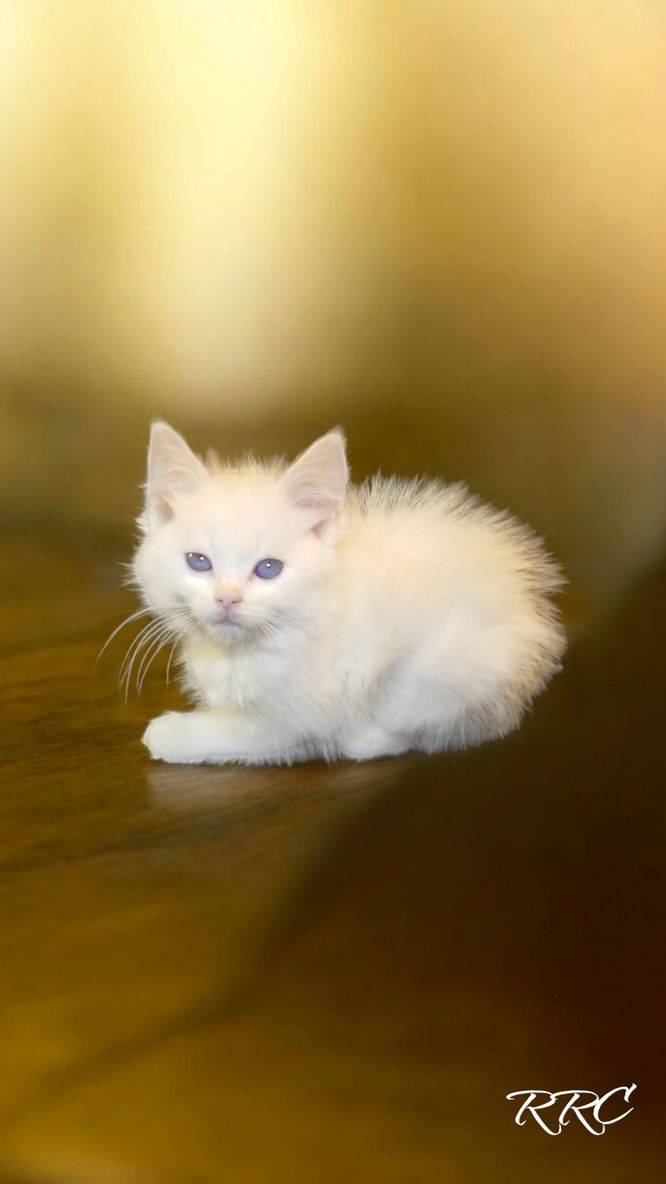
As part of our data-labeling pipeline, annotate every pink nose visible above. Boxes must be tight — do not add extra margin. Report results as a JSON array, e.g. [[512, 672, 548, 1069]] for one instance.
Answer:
[[216, 594, 242, 608]]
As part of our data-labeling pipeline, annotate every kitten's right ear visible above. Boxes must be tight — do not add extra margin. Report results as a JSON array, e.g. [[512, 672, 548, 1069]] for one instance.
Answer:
[[142, 420, 207, 530], [282, 429, 349, 527]]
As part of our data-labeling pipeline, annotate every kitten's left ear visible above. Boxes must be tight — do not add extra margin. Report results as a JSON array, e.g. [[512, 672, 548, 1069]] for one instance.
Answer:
[[282, 428, 349, 532]]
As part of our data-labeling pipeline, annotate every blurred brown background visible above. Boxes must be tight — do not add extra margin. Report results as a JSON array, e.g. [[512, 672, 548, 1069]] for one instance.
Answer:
[[1, 5, 666, 1184], [1, 0, 665, 621]]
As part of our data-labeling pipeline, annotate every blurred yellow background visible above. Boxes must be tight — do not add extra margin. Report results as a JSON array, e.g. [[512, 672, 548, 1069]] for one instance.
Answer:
[[1, 0, 665, 622]]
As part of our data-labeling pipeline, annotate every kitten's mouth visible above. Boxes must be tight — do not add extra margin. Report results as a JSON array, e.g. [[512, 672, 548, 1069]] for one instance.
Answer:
[[203, 614, 247, 635], [198, 612, 265, 643]]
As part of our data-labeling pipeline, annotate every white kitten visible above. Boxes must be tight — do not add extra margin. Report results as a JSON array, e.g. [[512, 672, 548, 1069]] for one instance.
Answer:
[[132, 421, 565, 765]]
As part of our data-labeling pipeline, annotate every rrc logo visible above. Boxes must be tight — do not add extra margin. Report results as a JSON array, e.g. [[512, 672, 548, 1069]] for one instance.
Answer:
[[506, 1084, 636, 1136]]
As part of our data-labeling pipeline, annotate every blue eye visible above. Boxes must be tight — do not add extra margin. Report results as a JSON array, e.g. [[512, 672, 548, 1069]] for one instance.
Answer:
[[253, 558, 283, 580], [186, 552, 213, 572]]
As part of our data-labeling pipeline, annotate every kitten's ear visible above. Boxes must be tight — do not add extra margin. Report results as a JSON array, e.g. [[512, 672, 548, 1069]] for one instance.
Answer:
[[142, 420, 207, 530], [282, 428, 348, 531]]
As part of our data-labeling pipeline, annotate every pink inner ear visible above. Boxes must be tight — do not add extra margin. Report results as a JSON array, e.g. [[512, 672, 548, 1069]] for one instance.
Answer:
[[282, 430, 348, 520], [300, 495, 334, 511], [155, 491, 175, 521]]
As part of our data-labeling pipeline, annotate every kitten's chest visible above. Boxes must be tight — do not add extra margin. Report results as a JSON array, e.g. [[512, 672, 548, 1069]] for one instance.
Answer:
[[183, 638, 301, 711]]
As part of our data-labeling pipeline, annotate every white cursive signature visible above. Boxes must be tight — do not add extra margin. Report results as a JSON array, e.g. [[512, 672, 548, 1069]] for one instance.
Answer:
[[506, 1084, 636, 1135]]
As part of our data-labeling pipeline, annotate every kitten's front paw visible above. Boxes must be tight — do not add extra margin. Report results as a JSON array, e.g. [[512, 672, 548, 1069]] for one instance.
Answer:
[[142, 712, 204, 764]]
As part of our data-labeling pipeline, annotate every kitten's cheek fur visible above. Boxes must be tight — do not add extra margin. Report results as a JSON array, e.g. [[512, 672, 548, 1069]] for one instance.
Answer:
[[143, 712, 206, 764]]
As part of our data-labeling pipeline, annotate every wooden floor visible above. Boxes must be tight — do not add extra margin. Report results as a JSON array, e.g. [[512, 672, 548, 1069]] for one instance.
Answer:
[[1, 528, 664, 1183]]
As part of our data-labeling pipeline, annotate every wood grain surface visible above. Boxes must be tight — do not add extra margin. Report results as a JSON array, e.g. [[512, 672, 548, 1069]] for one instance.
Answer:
[[0, 529, 664, 1183]]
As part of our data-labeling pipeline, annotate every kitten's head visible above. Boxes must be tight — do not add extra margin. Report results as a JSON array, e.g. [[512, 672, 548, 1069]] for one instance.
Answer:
[[132, 421, 349, 645]]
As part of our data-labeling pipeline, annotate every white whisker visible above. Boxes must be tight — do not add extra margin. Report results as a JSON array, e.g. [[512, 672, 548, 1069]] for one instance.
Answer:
[[119, 618, 167, 699], [132, 608, 193, 697], [95, 607, 152, 667], [136, 628, 172, 695], [117, 624, 156, 694], [166, 636, 182, 685]]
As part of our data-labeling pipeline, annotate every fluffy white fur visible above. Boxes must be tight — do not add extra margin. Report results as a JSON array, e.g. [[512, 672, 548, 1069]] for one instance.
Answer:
[[132, 421, 566, 765]]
